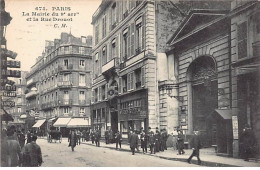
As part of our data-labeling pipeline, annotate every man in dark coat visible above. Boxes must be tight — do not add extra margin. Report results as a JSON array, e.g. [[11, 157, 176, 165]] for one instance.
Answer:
[[95, 129, 101, 147], [177, 130, 185, 155], [140, 128, 148, 153], [187, 131, 201, 165], [155, 127, 160, 152], [23, 135, 42, 167], [240, 124, 257, 161], [129, 130, 139, 155], [68, 130, 77, 151], [17, 130, 26, 149], [147, 127, 155, 154], [115, 130, 122, 149], [105, 130, 109, 144], [90, 130, 95, 144], [26, 130, 32, 144]]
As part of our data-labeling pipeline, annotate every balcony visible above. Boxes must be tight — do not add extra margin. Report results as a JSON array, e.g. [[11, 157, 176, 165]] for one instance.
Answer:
[[25, 90, 37, 99], [102, 57, 119, 79], [58, 64, 73, 72], [59, 99, 73, 106], [57, 81, 72, 88], [26, 77, 36, 86], [41, 101, 58, 110]]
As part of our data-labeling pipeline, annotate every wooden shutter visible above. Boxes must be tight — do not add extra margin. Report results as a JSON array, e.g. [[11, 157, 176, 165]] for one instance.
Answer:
[[127, 27, 131, 59], [119, 77, 122, 94], [237, 21, 247, 59], [127, 73, 130, 91], [105, 84, 108, 99], [141, 66, 145, 87], [130, 23, 135, 57], [142, 15, 145, 50], [109, 7, 112, 31]]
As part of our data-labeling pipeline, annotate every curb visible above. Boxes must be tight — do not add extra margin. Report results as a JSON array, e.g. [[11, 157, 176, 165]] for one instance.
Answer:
[[82, 142, 239, 167]]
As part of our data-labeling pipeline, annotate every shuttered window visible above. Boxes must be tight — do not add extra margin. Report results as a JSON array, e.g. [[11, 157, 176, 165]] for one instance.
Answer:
[[127, 72, 134, 91], [130, 23, 135, 57], [141, 66, 145, 87], [119, 77, 122, 94], [105, 84, 108, 99], [237, 21, 248, 59]]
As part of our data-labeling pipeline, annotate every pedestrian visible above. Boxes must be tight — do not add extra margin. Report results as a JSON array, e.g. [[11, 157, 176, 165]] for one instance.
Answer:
[[26, 130, 32, 144], [109, 129, 113, 144], [68, 130, 77, 151], [82, 129, 86, 142], [76, 130, 81, 145], [105, 130, 109, 144], [17, 130, 26, 149], [240, 124, 257, 161], [129, 130, 139, 155], [187, 131, 202, 165], [160, 129, 164, 152], [177, 130, 185, 155], [140, 128, 148, 153], [22, 135, 43, 167], [147, 127, 155, 154], [95, 129, 101, 147], [5, 127, 22, 167], [91, 130, 95, 144], [162, 128, 168, 150], [115, 130, 122, 149], [155, 127, 160, 152]]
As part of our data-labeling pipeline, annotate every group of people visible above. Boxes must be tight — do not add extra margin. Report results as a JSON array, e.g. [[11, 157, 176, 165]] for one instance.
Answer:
[[1, 126, 42, 167], [128, 127, 169, 155]]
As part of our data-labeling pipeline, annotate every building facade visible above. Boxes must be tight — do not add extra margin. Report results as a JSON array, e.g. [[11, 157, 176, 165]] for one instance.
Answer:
[[166, 0, 259, 158], [91, 0, 186, 137], [5, 71, 28, 130], [25, 33, 92, 132]]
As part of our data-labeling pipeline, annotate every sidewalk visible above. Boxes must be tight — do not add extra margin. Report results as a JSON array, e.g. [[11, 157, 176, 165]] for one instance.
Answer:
[[82, 140, 260, 167]]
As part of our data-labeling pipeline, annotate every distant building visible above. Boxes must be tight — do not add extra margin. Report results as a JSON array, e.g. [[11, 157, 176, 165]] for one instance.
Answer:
[[5, 71, 28, 130], [25, 32, 92, 135]]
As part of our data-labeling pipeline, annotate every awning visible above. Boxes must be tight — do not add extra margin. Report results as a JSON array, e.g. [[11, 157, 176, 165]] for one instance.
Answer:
[[32, 119, 46, 128], [214, 109, 232, 120], [53, 118, 71, 127], [67, 118, 90, 128]]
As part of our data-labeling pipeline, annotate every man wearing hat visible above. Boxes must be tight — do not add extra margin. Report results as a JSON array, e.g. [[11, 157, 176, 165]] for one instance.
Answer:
[[129, 130, 139, 155], [147, 127, 155, 154], [23, 135, 43, 167], [140, 127, 148, 153], [155, 127, 161, 152]]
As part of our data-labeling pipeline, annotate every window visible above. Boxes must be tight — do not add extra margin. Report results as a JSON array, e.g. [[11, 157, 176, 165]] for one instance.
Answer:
[[64, 59, 68, 68], [80, 108, 85, 115], [237, 21, 247, 59], [64, 46, 69, 54], [95, 53, 100, 77], [102, 46, 107, 65], [141, 66, 145, 87], [18, 107, 21, 113], [79, 74, 85, 86], [93, 110, 97, 119], [135, 68, 141, 89], [111, 3, 117, 27], [17, 97, 22, 104], [102, 85, 106, 100], [136, 16, 144, 53], [123, 28, 130, 59], [111, 39, 116, 58], [123, 0, 129, 16], [63, 74, 69, 81], [102, 108, 105, 118], [79, 47, 85, 54], [64, 107, 69, 114], [127, 72, 134, 91], [79, 60, 85, 67], [102, 16, 107, 38], [64, 91, 69, 100], [17, 88, 22, 95], [79, 91, 85, 101], [73, 46, 79, 54]]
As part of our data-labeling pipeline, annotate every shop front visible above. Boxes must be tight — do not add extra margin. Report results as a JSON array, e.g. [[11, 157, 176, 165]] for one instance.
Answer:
[[118, 89, 148, 138], [91, 101, 109, 135]]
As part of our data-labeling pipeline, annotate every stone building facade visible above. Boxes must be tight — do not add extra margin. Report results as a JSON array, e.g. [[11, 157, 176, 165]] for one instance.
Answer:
[[25, 33, 92, 133], [166, 0, 260, 158], [91, 0, 185, 137]]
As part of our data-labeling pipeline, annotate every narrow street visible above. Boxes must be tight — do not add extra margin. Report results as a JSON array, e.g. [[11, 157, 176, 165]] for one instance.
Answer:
[[38, 138, 199, 167]]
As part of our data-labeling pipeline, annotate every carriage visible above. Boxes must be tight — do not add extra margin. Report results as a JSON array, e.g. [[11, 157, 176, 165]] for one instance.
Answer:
[[48, 130, 62, 143]]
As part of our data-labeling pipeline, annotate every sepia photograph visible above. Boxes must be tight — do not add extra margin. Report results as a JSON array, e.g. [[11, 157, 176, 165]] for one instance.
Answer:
[[0, 0, 260, 167]]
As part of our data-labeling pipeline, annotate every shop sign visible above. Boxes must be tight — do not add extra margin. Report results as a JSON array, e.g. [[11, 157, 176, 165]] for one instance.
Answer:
[[0, 85, 16, 91], [2, 101, 15, 107], [232, 115, 238, 139], [2, 69, 21, 78], [3, 91, 16, 97], [0, 79, 15, 85], [2, 60, 21, 68]]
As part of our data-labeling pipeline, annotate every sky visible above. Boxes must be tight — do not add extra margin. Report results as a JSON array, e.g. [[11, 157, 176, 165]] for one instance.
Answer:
[[5, 0, 102, 71]]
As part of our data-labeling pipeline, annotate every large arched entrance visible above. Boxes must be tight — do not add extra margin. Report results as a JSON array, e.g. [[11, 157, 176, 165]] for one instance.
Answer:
[[187, 56, 218, 147]]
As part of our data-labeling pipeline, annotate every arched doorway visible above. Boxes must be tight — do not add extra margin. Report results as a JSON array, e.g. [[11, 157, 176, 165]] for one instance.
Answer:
[[187, 56, 218, 147]]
